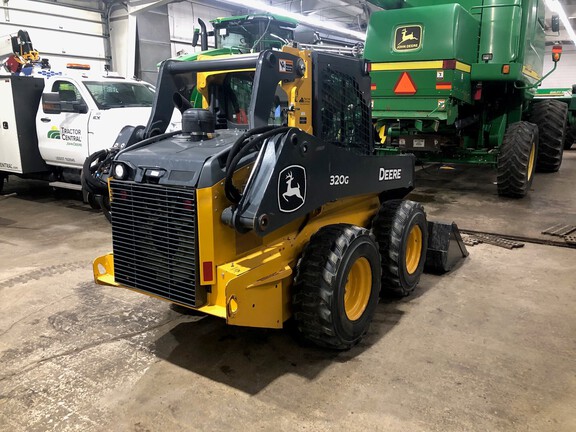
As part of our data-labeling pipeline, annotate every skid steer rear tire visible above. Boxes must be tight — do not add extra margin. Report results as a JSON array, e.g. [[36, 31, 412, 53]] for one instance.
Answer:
[[529, 99, 568, 172], [292, 224, 381, 350], [372, 200, 428, 297], [497, 122, 538, 198]]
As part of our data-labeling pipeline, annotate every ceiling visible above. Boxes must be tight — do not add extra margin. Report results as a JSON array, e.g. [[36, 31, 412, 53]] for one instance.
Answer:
[[117, 0, 576, 43], [212, 0, 576, 42]]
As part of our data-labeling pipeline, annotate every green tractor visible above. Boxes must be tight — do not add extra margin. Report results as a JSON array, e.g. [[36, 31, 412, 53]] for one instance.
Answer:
[[365, 0, 567, 197], [177, 13, 298, 61]]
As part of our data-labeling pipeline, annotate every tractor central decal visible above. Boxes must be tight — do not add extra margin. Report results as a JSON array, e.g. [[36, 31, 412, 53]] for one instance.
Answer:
[[47, 126, 82, 146], [278, 165, 306, 213], [47, 126, 61, 139], [394, 25, 422, 51]]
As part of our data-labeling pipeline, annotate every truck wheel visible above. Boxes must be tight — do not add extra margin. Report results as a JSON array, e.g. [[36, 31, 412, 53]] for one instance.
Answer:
[[371, 200, 428, 297], [497, 122, 538, 198], [529, 99, 567, 172], [292, 224, 381, 350]]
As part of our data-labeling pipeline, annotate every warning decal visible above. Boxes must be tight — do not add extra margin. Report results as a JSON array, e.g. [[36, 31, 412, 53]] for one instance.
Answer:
[[393, 72, 417, 95], [279, 59, 293, 73]]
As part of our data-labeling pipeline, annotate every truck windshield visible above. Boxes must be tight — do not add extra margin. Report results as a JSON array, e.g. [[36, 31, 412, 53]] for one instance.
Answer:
[[84, 81, 155, 109], [215, 22, 294, 51]]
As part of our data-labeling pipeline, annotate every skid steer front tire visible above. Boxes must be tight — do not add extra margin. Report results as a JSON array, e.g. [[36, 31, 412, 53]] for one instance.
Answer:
[[292, 224, 381, 350], [529, 99, 568, 172], [372, 200, 428, 297], [497, 122, 538, 198]]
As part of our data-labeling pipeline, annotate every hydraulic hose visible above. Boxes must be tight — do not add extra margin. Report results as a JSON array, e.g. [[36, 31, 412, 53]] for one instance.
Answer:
[[224, 127, 292, 204]]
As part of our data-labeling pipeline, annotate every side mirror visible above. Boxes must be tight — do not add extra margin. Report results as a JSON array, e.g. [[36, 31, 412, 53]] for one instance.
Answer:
[[74, 102, 88, 114], [42, 93, 62, 114], [551, 14, 560, 33], [192, 28, 199, 48], [552, 43, 562, 63]]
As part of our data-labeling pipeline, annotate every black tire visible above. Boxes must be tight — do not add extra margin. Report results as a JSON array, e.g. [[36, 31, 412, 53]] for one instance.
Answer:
[[565, 126, 576, 150], [87, 192, 101, 210], [98, 194, 112, 223], [292, 224, 381, 350], [0, 173, 6, 194], [529, 99, 567, 172], [497, 121, 538, 198], [372, 200, 428, 297]]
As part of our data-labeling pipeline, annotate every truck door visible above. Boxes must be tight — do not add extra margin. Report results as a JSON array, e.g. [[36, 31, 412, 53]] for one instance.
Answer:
[[36, 79, 91, 168]]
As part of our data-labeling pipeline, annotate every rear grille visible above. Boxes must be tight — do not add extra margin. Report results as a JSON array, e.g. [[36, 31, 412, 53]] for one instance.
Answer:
[[110, 180, 206, 307]]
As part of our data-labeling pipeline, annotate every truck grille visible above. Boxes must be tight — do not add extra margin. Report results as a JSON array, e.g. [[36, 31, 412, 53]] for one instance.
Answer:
[[110, 180, 206, 307]]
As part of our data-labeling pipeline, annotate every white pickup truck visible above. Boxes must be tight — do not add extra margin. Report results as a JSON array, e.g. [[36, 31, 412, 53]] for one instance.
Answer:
[[0, 66, 178, 197]]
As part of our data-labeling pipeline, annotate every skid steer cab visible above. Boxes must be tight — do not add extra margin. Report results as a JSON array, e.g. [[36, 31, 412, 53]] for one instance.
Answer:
[[92, 46, 465, 349]]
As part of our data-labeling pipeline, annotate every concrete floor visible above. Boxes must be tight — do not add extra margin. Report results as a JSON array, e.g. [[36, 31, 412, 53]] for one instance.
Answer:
[[1, 153, 575, 432]]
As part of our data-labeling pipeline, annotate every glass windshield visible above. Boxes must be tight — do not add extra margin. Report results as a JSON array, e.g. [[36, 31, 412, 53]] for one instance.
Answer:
[[84, 81, 155, 109], [205, 71, 288, 129], [215, 21, 294, 52]]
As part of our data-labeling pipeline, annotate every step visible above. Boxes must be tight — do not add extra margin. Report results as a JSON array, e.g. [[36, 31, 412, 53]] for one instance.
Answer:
[[49, 181, 82, 191]]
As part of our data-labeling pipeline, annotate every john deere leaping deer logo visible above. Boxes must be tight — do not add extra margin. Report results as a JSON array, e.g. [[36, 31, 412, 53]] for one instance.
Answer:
[[395, 25, 422, 51], [278, 165, 306, 213]]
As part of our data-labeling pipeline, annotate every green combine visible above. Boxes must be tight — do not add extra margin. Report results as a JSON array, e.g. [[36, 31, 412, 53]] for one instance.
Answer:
[[365, 0, 567, 197]]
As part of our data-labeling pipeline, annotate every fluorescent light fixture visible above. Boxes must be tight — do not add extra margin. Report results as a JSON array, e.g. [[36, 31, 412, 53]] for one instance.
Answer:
[[544, 0, 576, 44], [218, 0, 366, 41]]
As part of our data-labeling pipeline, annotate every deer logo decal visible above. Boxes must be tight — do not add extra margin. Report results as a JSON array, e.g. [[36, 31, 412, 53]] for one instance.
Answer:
[[395, 25, 422, 51], [278, 165, 306, 213], [400, 28, 418, 44]]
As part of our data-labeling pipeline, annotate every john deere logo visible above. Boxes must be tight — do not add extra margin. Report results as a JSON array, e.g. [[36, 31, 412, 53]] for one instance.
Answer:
[[47, 126, 61, 139], [394, 25, 422, 51], [278, 165, 306, 213]]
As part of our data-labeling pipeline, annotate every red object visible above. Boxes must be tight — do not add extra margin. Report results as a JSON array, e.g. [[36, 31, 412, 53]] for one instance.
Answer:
[[202, 261, 214, 283], [5, 55, 21, 73], [237, 109, 248, 124], [370, 83, 377, 91], [473, 86, 482, 101], [442, 60, 457, 70], [436, 83, 452, 91], [183, 199, 193, 211], [394, 72, 417, 95], [552, 44, 562, 62]]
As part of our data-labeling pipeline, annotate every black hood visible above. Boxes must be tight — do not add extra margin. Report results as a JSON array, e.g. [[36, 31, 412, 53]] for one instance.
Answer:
[[115, 129, 245, 188]]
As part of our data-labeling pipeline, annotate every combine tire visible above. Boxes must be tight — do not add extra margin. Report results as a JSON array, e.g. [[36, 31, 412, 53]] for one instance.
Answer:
[[529, 99, 568, 172], [565, 126, 576, 150], [497, 122, 538, 198], [292, 224, 381, 350], [372, 200, 428, 297]]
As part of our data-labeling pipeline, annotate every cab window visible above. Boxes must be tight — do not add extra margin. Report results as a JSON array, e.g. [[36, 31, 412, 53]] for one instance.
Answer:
[[84, 81, 155, 109], [51, 81, 84, 104]]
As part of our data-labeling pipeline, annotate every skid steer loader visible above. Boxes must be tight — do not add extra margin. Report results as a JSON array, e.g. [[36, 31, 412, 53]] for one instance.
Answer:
[[92, 46, 465, 349]]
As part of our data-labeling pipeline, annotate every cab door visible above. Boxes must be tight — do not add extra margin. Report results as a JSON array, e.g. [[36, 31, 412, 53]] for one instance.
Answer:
[[36, 79, 92, 168]]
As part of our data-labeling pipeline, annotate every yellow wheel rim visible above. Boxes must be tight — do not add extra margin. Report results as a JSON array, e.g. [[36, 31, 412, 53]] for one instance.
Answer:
[[405, 225, 423, 275], [527, 141, 536, 181], [344, 257, 372, 321]]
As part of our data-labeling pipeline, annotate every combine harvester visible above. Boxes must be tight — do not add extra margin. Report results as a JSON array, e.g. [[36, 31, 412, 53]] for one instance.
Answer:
[[366, 0, 566, 197]]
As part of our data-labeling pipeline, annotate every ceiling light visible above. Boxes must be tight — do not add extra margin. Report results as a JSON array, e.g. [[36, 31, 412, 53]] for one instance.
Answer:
[[218, 0, 366, 41]]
